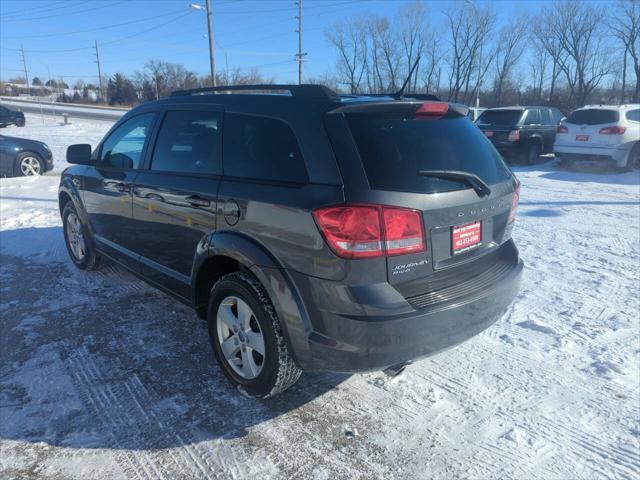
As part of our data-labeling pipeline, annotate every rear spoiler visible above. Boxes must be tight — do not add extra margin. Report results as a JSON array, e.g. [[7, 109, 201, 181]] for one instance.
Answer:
[[329, 100, 469, 117]]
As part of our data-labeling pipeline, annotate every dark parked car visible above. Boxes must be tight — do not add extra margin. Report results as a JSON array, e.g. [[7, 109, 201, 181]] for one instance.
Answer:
[[476, 106, 563, 163], [0, 134, 53, 176], [59, 85, 523, 397], [0, 105, 26, 128]]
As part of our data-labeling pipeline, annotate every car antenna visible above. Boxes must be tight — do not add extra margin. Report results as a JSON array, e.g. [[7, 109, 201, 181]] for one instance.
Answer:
[[394, 55, 421, 100]]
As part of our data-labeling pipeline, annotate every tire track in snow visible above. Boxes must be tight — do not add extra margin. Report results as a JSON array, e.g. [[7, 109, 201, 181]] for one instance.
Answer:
[[65, 347, 270, 480], [535, 415, 640, 480]]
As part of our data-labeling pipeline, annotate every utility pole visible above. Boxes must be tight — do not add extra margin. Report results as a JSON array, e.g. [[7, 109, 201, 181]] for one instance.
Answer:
[[190, 2, 216, 86], [94, 40, 105, 102], [294, 0, 306, 85], [20, 45, 29, 89], [205, 0, 216, 86]]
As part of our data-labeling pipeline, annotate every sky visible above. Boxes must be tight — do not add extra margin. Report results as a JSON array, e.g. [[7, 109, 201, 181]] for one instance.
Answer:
[[1, 0, 558, 86]]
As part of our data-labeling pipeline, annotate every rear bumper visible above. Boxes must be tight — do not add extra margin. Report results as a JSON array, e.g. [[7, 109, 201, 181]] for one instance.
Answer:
[[554, 143, 632, 166], [288, 253, 523, 372]]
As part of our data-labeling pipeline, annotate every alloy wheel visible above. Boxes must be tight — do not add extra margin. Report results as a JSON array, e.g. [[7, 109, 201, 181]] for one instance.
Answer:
[[216, 296, 265, 380], [20, 156, 42, 176], [66, 212, 86, 261]]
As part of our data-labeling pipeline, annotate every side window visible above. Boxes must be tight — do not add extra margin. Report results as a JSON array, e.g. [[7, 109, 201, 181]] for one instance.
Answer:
[[551, 109, 563, 124], [223, 113, 307, 183], [626, 109, 640, 122], [524, 109, 541, 125], [100, 113, 154, 169], [540, 108, 552, 125], [150, 110, 222, 174]]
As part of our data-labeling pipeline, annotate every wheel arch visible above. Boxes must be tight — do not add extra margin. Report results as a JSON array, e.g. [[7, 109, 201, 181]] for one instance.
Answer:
[[58, 174, 91, 227], [191, 231, 313, 368]]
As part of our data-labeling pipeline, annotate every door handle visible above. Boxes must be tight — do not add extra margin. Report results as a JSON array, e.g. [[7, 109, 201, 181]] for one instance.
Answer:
[[186, 195, 211, 208]]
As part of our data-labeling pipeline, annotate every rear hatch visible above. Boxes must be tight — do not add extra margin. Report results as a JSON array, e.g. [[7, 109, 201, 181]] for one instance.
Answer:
[[476, 109, 524, 144], [559, 108, 621, 147], [332, 101, 519, 302]]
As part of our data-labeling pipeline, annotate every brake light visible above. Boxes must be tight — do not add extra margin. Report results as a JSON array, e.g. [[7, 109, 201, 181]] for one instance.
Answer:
[[508, 130, 520, 141], [382, 207, 425, 255], [415, 101, 449, 118], [313, 204, 425, 259], [557, 125, 568, 133], [508, 182, 520, 224], [599, 126, 626, 135]]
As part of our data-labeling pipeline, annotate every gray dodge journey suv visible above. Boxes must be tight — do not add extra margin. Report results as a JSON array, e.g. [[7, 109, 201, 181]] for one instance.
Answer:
[[60, 84, 523, 397]]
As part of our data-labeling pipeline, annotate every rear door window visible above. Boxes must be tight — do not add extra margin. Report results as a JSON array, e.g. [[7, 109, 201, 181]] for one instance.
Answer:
[[150, 110, 222, 175], [477, 109, 524, 126], [540, 108, 553, 125], [523, 109, 541, 125], [222, 113, 307, 183], [347, 110, 512, 194], [566, 109, 619, 125]]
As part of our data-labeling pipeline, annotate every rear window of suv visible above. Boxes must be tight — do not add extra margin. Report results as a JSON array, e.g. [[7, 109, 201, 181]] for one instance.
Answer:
[[476, 109, 523, 125], [566, 109, 619, 125], [347, 111, 512, 194]]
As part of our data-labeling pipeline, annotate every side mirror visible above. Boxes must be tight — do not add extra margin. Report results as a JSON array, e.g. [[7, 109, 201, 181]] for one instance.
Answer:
[[67, 144, 92, 165]]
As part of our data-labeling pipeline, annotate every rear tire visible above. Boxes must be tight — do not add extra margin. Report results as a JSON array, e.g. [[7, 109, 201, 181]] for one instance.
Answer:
[[62, 202, 101, 270], [207, 271, 301, 398], [524, 142, 541, 165]]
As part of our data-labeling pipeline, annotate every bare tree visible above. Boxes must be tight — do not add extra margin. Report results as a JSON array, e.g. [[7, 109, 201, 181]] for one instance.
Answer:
[[541, 1, 611, 107], [396, 1, 427, 93], [443, 2, 496, 104], [326, 19, 368, 94], [492, 15, 528, 105], [609, 0, 640, 103], [529, 40, 548, 103]]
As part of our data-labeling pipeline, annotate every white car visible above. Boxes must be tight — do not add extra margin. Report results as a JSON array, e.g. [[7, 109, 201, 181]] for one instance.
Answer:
[[554, 104, 640, 170]]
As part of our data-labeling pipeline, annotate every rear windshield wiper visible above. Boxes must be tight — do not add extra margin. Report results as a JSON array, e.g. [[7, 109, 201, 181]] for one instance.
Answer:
[[417, 170, 492, 197]]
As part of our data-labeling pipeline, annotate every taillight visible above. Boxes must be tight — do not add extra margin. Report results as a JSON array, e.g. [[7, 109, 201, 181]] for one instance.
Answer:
[[508, 130, 520, 141], [313, 204, 425, 259], [508, 182, 520, 224], [382, 207, 425, 255], [557, 125, 568, 133], [414, 101, 449, 119], [599, 126, 626, 135]]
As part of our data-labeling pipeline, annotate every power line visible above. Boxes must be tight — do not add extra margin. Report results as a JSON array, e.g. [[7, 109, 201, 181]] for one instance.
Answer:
[[2, 0, 128, 23], [100, 11, 194, 46], [0, 0, 81, 19], [2, 8, 191, 39]]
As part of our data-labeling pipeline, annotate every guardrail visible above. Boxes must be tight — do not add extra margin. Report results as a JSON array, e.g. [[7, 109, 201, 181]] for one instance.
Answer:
[[0, 97, 128, 121]]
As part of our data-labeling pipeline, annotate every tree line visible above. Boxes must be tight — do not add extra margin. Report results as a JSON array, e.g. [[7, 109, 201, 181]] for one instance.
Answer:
[[2, 0, 637, 113], [325, 0, 638, 112]]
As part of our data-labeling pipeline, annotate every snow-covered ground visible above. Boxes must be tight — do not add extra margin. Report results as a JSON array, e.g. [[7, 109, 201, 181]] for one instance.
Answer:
[[0, 114, 113, 174], [1, 114, 639, 479]]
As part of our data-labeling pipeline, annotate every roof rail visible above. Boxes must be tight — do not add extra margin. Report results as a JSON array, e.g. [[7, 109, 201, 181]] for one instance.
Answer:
[[170, 84, 340, 101]]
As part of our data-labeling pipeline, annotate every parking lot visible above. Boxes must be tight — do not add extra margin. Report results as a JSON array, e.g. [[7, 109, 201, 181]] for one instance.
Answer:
[[1, 116, 639, 479]]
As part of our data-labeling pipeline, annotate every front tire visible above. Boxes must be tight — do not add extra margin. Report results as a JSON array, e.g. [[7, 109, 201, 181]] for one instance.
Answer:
[[207, 272, 301, 398], [15, 152, 44, 176], [62, 202, 101, 270]]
